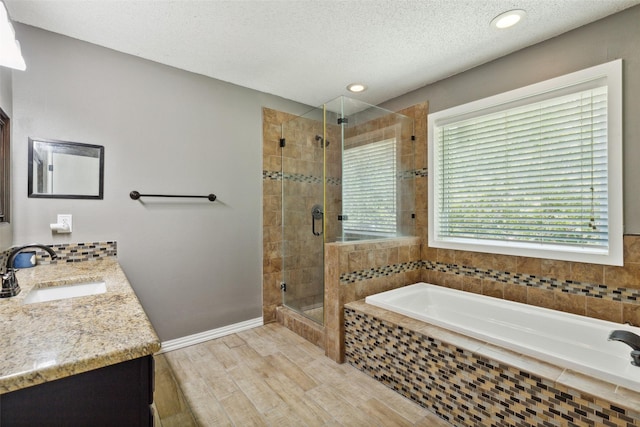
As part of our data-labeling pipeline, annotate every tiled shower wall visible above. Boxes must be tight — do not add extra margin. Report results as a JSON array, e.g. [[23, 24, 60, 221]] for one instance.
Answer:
[[262, 107, 341, 323], [323, 102, 429, 362], [279, 113, 329, 314], [261, 102, 426, 316], [262, 107, 293, 324], [263, 100, 640, 360], [262, 103, 429, 360]]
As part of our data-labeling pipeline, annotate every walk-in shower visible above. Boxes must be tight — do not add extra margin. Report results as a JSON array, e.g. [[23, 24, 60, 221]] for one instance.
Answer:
[[280, 96, 414, 324]]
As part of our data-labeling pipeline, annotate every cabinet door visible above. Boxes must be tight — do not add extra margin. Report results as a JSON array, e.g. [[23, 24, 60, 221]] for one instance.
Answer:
[[1, 356, 153, 426]]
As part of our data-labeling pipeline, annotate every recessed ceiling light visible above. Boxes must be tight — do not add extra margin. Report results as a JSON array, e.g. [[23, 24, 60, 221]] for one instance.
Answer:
[[347, 83, 367, 93], [491, 9, 526, 29]]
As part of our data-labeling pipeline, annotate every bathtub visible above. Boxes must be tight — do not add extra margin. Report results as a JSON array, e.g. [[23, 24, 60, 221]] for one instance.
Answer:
[[365, 282, 640, 391]]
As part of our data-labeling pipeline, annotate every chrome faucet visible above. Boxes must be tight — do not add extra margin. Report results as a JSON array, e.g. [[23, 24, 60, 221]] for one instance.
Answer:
[[609, 330, 640, 366], [1, 244, 57, 298]]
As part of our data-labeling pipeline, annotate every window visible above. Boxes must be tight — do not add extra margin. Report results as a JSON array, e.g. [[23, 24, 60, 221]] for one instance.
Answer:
[[343, 138, 397, 238], [428, 60, 622, 265], [0, 107, 9, 224]]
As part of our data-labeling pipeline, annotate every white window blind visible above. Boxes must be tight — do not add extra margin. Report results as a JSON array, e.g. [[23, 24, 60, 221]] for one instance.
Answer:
[[437, 87, 608, 248], [428, 60, 623, 265], [343, 139, 397, 236]]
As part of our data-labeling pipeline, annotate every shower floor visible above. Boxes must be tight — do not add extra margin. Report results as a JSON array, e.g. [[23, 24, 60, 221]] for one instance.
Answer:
[[286, 298, 324, 325], [303, 306, 324, 324]]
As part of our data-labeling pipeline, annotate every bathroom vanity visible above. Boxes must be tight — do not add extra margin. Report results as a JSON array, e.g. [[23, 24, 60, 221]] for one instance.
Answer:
[[0, 258, 160, 425]]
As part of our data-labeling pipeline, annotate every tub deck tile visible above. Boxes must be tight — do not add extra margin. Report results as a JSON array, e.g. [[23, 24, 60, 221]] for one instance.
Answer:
[[345, 302, 640, 427], [479, 343, 564, 384]]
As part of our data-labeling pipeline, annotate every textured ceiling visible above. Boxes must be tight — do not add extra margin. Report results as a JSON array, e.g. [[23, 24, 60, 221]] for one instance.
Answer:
[[4, 0, 640, 107]]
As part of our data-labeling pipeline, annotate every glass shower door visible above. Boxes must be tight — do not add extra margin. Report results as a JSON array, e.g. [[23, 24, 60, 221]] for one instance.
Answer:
[[281, 107, 325, 324]]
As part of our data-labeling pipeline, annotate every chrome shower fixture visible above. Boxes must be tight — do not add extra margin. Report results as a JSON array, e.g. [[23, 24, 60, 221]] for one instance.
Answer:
[[315, 135, 330, 147]]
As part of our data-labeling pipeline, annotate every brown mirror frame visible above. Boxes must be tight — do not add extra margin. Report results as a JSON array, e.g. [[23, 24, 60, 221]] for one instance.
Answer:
[[0, 107, 9, 223], [28, 138, 104, 200]]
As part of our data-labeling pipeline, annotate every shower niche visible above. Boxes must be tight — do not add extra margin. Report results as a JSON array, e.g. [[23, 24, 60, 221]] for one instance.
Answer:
[[279, 96, 415, 325]]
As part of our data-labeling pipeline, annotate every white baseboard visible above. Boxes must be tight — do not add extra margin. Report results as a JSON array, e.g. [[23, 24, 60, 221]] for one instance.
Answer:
[[158, 317, 264, 354]]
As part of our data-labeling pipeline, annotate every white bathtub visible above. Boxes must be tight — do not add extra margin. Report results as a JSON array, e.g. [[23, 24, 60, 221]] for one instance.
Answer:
[[365, 282, 640, 391]]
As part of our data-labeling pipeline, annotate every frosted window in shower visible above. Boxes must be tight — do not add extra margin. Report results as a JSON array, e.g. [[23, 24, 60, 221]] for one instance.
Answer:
[[343, 138, 397, 237]]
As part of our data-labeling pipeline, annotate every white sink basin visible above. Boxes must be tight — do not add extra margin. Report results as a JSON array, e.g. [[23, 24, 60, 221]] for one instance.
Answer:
[[23, 281, 107, 304]]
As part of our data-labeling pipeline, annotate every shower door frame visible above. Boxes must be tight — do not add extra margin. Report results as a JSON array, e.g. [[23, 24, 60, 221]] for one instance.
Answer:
[[280, 106, 327, 325]]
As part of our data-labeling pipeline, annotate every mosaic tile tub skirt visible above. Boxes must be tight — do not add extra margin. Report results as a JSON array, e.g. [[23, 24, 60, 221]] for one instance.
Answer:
[[344, 301, 640, 427]]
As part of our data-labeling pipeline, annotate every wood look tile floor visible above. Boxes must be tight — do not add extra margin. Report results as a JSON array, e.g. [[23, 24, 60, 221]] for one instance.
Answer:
[[154, 323, 452, 426]]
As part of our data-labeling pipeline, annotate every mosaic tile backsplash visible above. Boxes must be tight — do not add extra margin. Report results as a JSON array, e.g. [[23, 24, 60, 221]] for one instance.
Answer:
[[345, 306, 640, 427], [0, 241, 117, 268]]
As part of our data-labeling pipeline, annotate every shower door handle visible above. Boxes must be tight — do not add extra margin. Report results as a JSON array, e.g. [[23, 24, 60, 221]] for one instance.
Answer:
[[311, 204, 323, 236]]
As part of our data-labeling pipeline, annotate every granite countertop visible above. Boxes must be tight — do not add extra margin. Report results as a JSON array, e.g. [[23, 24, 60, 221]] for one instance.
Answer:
[[0, 258, 160, 394]]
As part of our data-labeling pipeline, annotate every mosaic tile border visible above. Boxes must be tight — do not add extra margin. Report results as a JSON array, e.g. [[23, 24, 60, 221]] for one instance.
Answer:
[[263, 170, 282, 180], [414, 167, 428, 177], [263, 168, 426, 185], [345, 308, 640, 427], [340, 260, 423, 283], [425, 260, 640, 305], [0, 241, 117, 267], [399, 167, 428, 179], [340, 258, 640, 305], [262, 170, 326, 185]]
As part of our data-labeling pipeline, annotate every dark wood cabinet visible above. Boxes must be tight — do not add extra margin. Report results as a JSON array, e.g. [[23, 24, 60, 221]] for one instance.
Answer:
[[0, 355, 154, 426]]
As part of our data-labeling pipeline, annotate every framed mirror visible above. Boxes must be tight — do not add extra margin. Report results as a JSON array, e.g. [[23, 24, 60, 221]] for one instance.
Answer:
[[0, 108, 10, 222], [28, 138, 104, 199]]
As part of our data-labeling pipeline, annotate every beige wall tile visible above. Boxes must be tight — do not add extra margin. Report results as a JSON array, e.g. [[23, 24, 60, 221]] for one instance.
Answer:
[[503, 283, 527, 304], [470, 252, 493, 270], [527, 287, 555, 310], [462, 276, 482, 294], [348, 250, 366, 272], [553, 292, 586, 316], [517, 257, 542, 276], [586, 297, 623, 323], [454, 250, 473, 267], [409, 244, 421, 261], [623, 303, 640, 327], [493, 254, 517, 273], [422, 269, 434, 284], [422, 245, 437, 261], [540, 259, 571, 280], [604, 263, 640, 289], [388, 247, 399, 265], [624, 235, 640, 264], [406, 269, 421, 284], [443, 273, 464, 290], [437, 249, 455, 264], [398, 245, 411, 264], [570, 262, 604, 284], [482, 280, 504, 299]]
